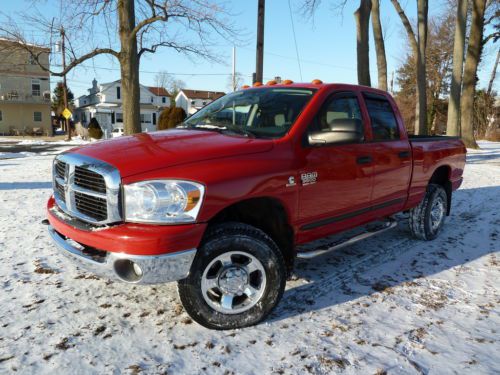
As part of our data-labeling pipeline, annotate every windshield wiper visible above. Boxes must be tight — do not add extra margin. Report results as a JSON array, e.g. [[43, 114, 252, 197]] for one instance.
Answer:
[[222, 125, 256, 138], [183, 123, 256, 138]]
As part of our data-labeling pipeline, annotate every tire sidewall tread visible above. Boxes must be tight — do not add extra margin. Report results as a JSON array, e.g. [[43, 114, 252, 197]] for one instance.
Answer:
[[409, 184, 448, 241], [178, 222, 286, 330]]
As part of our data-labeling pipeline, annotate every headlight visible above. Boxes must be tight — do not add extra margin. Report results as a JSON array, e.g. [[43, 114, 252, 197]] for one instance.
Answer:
[[124, 180, 205, 224]]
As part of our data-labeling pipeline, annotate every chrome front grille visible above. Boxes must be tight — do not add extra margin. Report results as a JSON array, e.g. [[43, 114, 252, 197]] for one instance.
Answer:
[[52, 154, 122, 225]]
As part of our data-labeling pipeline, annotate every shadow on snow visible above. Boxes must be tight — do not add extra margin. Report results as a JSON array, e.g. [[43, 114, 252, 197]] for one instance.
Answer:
[[268, 185, 499, 323]]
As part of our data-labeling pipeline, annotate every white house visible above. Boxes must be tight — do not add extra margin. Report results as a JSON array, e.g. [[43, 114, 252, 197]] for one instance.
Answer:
[[74, 79, 170, 136], [175, 89, 225, 115]]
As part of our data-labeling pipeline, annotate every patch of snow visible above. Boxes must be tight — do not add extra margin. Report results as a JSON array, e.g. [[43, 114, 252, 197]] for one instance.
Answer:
[[0, 141, 498, 374], [0, 151, 36, 159]]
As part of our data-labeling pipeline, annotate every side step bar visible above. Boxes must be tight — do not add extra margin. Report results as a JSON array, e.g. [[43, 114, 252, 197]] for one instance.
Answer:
[[296, 218, 398, 259]]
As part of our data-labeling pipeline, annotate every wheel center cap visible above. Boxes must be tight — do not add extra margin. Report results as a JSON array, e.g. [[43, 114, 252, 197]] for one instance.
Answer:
[[218, 267, 248, 294]]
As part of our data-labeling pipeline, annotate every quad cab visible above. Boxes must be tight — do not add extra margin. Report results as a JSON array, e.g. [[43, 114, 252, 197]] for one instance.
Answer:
[[46, 82, 466, 329]]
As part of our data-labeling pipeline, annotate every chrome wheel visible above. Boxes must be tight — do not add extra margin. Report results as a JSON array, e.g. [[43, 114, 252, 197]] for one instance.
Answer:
[[430, 196, 445, 231], [201, 251, 267, 314]]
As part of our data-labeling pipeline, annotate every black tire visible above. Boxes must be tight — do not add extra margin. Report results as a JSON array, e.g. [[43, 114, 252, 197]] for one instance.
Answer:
[[177, 222, 286, 330], [409, 183, 448, 241]]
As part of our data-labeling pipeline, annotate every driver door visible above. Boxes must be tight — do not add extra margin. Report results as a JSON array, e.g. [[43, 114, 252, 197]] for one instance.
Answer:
[[297, 91, 375, 240]]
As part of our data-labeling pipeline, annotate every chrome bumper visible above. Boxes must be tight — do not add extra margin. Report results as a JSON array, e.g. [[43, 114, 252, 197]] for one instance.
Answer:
[[48, 226, 196, 284]]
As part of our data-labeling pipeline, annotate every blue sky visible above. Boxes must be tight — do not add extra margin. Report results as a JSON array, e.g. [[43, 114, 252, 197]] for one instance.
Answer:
[[2, 0, 497, 98]]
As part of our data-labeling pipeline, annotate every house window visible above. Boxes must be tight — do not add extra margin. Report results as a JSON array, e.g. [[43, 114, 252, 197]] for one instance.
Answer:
[[153, 113, 157, 125], [32, 79, 41, 96], [116, 113, 123, 122], [116, 86, 121, 99], [0, 110, 3, 122], [162, 97, 166, 104], [140, 114, 151, 123], [190, 100, 195, 105], [34, 111, 42, 122], [151, 96, 154, 103], [202, 101, 207, 106]]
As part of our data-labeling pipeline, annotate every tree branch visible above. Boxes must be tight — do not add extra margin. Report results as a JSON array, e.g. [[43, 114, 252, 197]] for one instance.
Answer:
[[390, 0, 418, 54], [130, 15, 167, 40]]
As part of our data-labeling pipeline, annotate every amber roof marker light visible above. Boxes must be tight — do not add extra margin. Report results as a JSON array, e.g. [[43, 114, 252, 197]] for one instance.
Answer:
[[253, 82, 263, 87], [312, 79, 323, 85], [266, 80, 277, 85], [282, 79, 294, 85], [241, 85, 250, 89]]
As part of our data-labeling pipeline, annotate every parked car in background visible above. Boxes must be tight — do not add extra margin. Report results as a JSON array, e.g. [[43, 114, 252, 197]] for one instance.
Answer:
[[112, 127, 124, 137], [46, 82, 466, 330]]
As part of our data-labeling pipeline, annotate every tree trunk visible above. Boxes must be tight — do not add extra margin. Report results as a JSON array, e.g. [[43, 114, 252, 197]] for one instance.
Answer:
[[487, 48, 499, 96], [118, 0, 141, 135], [460, 0, 487, 149], [371, 0, 387, 91], [446, 0, 468, 137], [415, 0, 428, 135], [354, 0, 372, 87], [485, 49, 499, 139], [389, 0, 420, 134]]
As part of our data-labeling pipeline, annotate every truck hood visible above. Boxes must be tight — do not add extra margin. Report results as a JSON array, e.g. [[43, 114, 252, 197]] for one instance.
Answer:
[[69, 129, 274, 178]]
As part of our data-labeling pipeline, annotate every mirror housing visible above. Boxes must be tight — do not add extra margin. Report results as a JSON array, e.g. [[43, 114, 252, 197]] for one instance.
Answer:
[[308, 119, 363, 146]]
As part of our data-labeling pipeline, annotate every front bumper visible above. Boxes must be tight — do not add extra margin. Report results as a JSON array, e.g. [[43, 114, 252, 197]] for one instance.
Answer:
[[49, 225, 196, 284], [46, 196, 205, 284]]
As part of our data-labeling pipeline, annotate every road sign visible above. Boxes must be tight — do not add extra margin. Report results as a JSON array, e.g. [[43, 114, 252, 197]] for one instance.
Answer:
[[62, 108, 72, 120]]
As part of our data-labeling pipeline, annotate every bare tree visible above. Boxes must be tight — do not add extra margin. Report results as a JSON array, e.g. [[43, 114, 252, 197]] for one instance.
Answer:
[[154, 70, 186, 104], [486, 48, 499, 96], [395, 12, 455, 134], [354, 0, 372, 86], [390, 0, 428, 134], [0, 0, 236, 135], [227, 72, 244, 92], [460, 0, 487, 149], [446, 0, 469, 137], [371, 0, 387, 90], [415, 0, 429, 135]]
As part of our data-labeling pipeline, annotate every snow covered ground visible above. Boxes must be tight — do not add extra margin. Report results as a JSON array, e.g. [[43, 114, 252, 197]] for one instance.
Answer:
[[0, 141, 498, 374]]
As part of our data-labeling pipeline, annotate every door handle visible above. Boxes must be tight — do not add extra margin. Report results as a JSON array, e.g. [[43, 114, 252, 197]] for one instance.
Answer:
[[356, 155, 373, 165], [398, 151, 410, 159]]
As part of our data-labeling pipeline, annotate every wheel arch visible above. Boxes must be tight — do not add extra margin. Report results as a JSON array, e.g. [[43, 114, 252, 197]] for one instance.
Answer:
[[206, 197, 295, 273], [429, 165, 452, 215]]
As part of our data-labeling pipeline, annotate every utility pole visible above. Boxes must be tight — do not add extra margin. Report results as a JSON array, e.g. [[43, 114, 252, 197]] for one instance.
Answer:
[[254, 0, 265, 84], [232, 46, 236, 91], [60, 27, 71, 140], [390, 71, 395, 94]]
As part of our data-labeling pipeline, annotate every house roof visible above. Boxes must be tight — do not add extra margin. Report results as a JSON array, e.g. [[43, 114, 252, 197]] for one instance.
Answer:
[[180, 89, 225, 100], [0, 38, 50, 52], [147, 87, 171, 97]]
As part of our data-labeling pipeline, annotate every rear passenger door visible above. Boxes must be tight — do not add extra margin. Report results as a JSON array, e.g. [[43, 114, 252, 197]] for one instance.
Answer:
[[362, 92, 411, 214]]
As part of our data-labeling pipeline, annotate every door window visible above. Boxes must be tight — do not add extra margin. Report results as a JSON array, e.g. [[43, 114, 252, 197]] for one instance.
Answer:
[[364, 94, 400, 141], [310, 94, 362, 135]]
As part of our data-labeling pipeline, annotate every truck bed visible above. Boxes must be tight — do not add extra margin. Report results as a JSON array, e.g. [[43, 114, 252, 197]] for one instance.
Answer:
[[409, 135, 461, 142]]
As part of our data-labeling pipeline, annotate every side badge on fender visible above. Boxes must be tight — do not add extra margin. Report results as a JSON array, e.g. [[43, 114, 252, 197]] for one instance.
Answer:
[[286, 176, 296, 187], [301, 172, 318, 185]]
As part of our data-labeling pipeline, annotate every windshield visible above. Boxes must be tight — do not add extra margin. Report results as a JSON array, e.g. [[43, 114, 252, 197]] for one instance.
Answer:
[[181, 87, 316, 139]]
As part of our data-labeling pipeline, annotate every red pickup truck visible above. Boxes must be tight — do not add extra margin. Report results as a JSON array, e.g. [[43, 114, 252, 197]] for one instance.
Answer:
[[47, 82, 466, 329]]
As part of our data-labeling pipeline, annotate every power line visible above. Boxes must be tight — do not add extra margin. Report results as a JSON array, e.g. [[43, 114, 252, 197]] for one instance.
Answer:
[[288, 0, 303, 81]]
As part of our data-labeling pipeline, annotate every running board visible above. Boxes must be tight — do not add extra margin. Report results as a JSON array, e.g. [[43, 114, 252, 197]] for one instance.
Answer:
[[296, 218, 398, 259]]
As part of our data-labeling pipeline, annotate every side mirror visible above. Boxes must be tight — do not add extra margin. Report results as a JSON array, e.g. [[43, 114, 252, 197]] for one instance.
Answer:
[[308, 119, 363, 146]]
